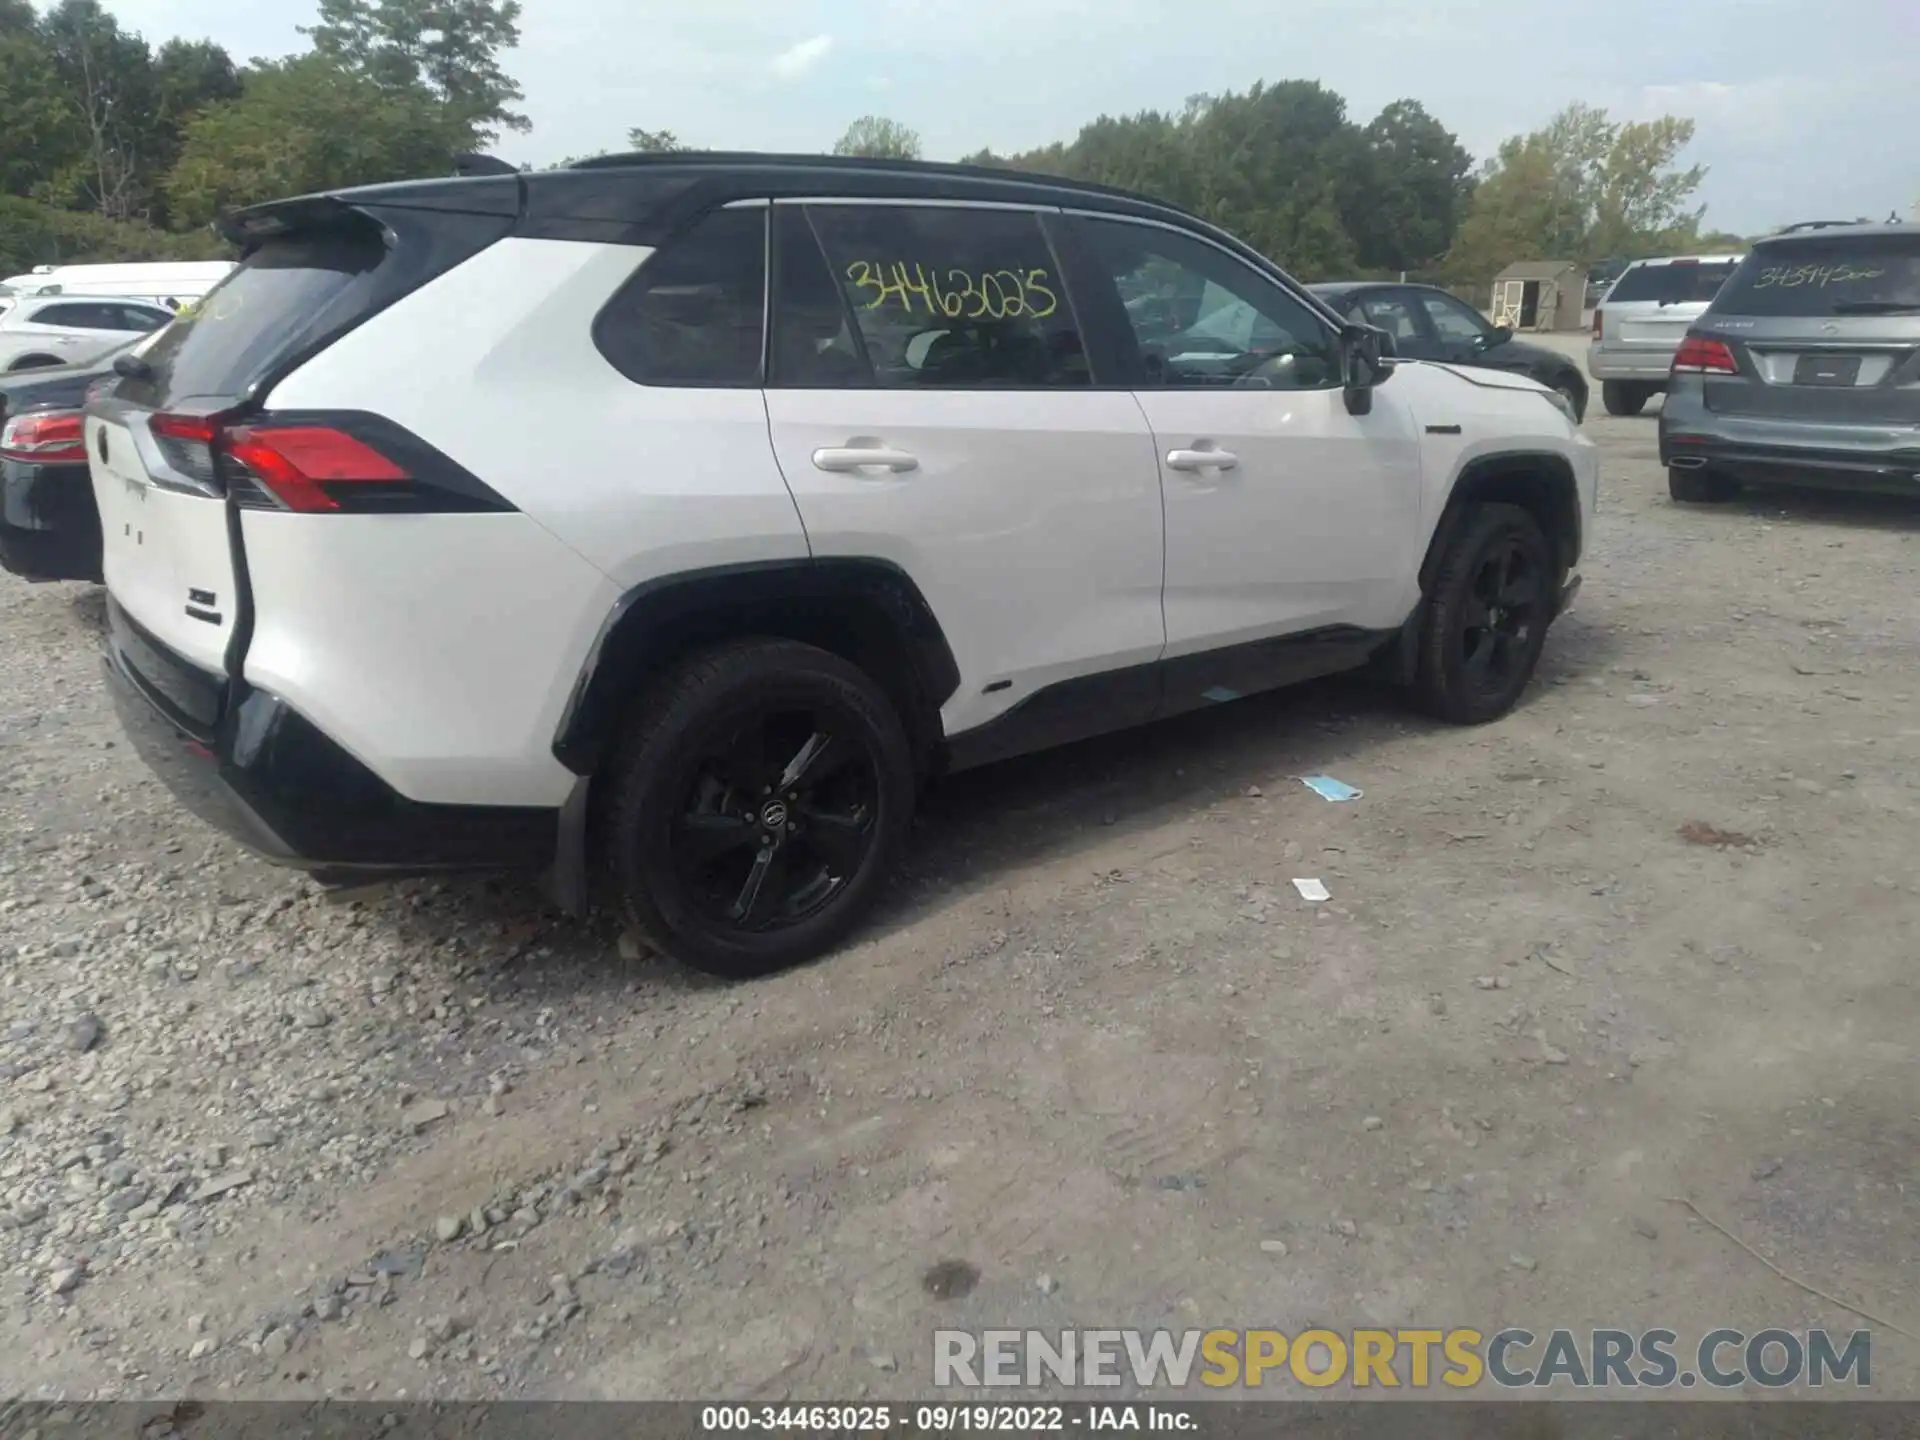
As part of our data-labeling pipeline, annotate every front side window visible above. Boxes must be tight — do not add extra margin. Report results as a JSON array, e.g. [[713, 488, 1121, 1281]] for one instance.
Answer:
[[596, 206, 767, 386], [1082, 217, 1337, 389], [779, 203, 1089, 389], [1358, 292, 1426, 348], [1420, 292, 1492, 344]]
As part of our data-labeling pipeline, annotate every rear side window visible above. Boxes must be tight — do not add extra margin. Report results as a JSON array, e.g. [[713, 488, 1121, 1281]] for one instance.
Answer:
[[1605, 261, 1738, 305], [131, 228, 388, 405], [23, 302, 104, 329], [1712, 236, 1920, 317], [595, 206, 768, 387], [782, 204, 1090, 389]]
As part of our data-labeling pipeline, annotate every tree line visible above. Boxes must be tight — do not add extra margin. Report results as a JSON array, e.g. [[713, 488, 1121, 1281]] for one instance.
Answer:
[[2, 0, 1729, 290]]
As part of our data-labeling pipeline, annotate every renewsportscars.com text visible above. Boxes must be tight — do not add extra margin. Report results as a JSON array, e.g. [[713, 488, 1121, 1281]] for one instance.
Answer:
[[933, 1327, 1872, 1390]]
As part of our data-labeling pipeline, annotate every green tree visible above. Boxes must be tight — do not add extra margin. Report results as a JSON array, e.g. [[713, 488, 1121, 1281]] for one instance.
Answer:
[[1345, 99, 1475, 274], [165, 54, 469, 228], [1446, 103, 1707, 286], [0, 24, 82, 199], [35, 0, 159, 218], [833, 115, 921, 160], [299, 0, 527, 141], [626, 127, 683, 153]]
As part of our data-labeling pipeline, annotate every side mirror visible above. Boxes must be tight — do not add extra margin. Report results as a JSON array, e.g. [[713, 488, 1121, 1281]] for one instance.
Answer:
[[1488, 324, 1514, 346], [1340, 324, 1392, 415]]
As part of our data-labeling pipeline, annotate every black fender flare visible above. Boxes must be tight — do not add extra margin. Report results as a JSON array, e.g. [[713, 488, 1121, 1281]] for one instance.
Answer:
[[550, 556, 961, 778]]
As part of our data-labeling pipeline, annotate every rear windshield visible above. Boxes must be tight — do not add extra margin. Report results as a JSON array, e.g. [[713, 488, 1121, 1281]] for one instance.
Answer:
[[1712, 235, 1920, 317], [1605, 260, 1739, 305], [126, 228, 389, 406]]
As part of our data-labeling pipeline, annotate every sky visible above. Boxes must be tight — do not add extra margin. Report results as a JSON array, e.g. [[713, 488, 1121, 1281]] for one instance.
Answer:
[[92, 0, 1920, 236]]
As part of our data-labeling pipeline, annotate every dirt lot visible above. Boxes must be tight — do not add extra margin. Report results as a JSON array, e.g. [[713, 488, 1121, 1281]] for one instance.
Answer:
[[2, 398, 1917, 1402]]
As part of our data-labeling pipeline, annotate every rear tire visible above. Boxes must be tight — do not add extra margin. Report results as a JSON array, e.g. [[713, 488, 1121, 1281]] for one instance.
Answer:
[[1668, 465, 1739, 503], [601, 638, 915, 979], [1411, 503, 1556, 725], [1601, 381, 1650, 416]]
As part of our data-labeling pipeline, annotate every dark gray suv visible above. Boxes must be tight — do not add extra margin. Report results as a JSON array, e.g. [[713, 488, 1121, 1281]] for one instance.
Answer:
[[1659, 223, 1920, 502]]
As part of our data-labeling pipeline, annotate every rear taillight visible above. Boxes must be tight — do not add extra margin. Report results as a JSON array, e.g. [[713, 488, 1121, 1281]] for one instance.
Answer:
[[223, 424, 410, 513], [149, 411, 221, 489], [1672, 335, 1738, 375], [141, 410, 508, 514], [0, 410, 86, 464], [1591, 309, 1602, 339]]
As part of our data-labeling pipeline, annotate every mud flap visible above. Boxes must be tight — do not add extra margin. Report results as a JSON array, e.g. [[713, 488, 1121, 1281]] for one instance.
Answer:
[[1366, 602, 1425, 688], [543, 775, 591, 917]]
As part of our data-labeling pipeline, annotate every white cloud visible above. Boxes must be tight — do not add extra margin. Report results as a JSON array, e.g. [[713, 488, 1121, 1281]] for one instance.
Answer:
[[770, 34, 833, 80]]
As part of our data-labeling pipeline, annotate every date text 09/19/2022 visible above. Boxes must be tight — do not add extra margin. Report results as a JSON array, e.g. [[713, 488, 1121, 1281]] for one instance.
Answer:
[[699, 1404, 1192, 1432]]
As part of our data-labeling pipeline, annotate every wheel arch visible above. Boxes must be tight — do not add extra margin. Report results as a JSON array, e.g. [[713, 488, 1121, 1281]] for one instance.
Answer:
[[551, 557, 961, 783], [1420, 450, 1583, 597], [6, 354, 64, 372]]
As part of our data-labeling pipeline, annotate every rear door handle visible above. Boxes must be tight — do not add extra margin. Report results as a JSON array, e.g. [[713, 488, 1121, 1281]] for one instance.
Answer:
[[812, 446, 919, 474], [1166, 448, 1238, 472]]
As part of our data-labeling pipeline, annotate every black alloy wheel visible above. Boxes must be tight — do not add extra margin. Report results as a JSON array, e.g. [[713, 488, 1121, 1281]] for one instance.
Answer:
[[1412, 502, 1556, 724], [604, 638, 915, 978], [1458, 533, 1544, 698], [671, 707, 880, 932]]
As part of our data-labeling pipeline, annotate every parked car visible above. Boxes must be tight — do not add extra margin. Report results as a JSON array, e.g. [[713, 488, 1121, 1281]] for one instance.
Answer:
[[1659, 221, 1920, 502], [88, 153, 1597, 978], [0, 341, 138, 582], [1587, 254, 1743, 414], [0, 295, 175, 373], [1310, 281, 1590, 421]]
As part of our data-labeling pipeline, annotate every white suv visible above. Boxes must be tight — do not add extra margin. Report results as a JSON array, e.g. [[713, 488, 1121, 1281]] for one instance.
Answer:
[[1, 295, 175, 372], [87, 155, 1598, 977]]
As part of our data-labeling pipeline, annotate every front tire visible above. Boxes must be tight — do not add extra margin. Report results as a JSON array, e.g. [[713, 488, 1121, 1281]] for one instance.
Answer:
[[601, 638, 915, 979], [1412, 503, 1556, 725], [1601, 381, 1651, 417], [1554, 377, 1586, 423], [1668, 465, 1739, 503]]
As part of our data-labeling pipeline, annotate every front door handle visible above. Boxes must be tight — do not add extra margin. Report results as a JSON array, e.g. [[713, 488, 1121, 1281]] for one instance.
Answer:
[[813, 446, 919, 474], [1166, 448, 1238, 472]]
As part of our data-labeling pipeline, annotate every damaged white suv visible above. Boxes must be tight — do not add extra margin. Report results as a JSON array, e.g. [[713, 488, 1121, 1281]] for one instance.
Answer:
[[88, 153, 1598, 977]]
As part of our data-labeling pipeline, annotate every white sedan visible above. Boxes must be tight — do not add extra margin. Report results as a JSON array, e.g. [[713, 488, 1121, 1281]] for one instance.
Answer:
[[0, 295, 175, 373]]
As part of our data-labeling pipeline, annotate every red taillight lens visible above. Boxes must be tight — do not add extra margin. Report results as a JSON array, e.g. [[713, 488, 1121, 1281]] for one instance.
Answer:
[[1672, 335, 1738, 375], [223, 424, 412, 513], [1591, 308, 1603, 339], [149, 410, 221, 488], [0, 410, 86, 463]]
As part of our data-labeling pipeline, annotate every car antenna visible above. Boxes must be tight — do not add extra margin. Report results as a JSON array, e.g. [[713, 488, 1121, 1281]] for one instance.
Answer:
[[453, 153, 518, 178]]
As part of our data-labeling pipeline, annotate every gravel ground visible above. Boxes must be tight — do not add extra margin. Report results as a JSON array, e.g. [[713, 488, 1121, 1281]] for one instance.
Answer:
[[2, 402, 1917, 1401]]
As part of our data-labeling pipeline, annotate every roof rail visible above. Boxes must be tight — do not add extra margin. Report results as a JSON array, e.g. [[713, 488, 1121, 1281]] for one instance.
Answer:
[[557, 148, 1164, 207]]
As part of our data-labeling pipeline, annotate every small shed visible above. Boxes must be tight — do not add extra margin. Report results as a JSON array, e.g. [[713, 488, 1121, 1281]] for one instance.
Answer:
[[1489, 260, 1585, 333]]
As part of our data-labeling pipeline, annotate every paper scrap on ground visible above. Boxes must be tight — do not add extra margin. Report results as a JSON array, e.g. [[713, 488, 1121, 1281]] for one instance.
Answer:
[[1300, 774, 1363, 802], [1291, 878, 1331, 903]]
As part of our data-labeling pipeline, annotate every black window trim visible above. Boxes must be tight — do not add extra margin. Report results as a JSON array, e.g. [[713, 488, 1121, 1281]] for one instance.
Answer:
[[1064, 209, 1344, 392], [766, 195, 1106, 392]]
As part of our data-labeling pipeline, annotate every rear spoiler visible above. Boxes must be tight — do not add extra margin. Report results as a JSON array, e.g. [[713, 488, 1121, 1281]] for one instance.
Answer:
[[217, 173, 526, 254]]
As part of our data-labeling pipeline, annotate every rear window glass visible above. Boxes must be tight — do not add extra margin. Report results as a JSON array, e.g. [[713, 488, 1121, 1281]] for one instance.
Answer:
[[1712, 236, 1920, 317], [1605, 261, 1739, 305], [129, 229, 389, 405]]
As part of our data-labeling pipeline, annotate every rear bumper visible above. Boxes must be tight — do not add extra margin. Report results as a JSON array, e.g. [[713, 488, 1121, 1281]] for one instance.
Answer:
[[1586, 345, 1674, 382], [0, 457, 101, 583], [103, 598, 558, 878], [1660, 391, 1920, 495]]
